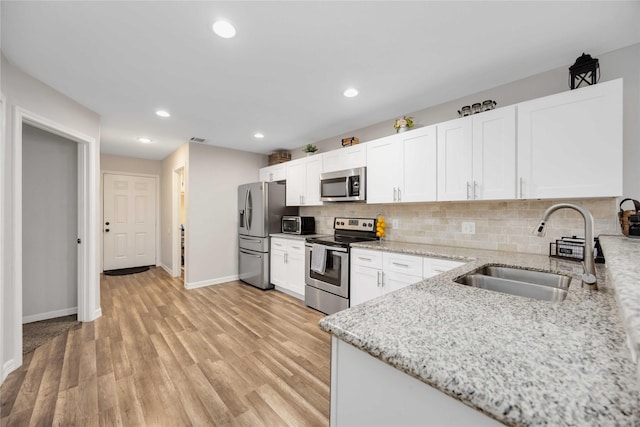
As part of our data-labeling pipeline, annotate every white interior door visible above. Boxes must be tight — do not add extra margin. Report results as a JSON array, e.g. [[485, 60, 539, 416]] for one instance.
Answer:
[[103, 173, 156, 270]]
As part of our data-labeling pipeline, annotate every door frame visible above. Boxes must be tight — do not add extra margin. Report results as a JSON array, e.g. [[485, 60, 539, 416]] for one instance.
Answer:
[[8, 106, 99, 376], [0, 94, 6, 382], [172, 163, 185, 282], [101, 171, 161, 272]]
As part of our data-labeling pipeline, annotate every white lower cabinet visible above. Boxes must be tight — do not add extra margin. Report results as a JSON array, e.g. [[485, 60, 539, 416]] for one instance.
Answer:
[[351, 249, 466, 306], [270, 238, 306, 298], [351, 250, 423, 306]]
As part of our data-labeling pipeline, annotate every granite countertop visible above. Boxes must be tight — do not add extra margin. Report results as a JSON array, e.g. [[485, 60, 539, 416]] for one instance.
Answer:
[[599, 235, 640, 364], [319, 240, 640, 426]]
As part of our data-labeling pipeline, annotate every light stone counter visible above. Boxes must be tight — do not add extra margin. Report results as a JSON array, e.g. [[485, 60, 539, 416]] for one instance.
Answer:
[[599, 235, 640, 364], [319, 241, 640, 426]]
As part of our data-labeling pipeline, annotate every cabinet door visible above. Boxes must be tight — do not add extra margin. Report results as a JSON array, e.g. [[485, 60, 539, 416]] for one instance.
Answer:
[[323, 150, 345, 173], [304, 155, 323, 206], [285, 159, 306, 206], [350, 265, 382, 306], [270, 248, 286, 287], [287, 241, 305, 296], [517, 79, 622, 199], [259, 167, 270, 182], [437, 117, 473, 201], [382, 271, 422, 294], [402, 125, 437, 202], [343, 144, 366, 170], [472, 106, 516, 200], [366, 136, 403, 203]]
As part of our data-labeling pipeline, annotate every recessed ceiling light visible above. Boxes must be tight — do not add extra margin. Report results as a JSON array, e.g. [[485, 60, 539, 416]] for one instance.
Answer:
[[343, 88, 359, 98], [213, 20, 236, 39], [155, 110, 171, 118], [137, 137, 153, 144], [254, 133, 265, 139]]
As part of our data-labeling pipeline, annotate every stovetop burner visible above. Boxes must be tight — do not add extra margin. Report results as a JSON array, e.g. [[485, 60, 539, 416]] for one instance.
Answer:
[[306, 217, 378, 248]]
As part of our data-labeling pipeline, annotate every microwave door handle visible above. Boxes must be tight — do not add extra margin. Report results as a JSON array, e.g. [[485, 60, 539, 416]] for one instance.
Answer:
[[345, 176, 351, 198]]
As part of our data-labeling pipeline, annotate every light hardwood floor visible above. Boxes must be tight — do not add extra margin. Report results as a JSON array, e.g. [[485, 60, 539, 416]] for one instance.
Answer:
[[1, 268, 331, 426]]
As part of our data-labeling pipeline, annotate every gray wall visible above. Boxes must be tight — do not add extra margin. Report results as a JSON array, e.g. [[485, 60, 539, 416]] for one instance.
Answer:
[[186, 143, 264, 286], [299, 43, 640, 200], [22, 125, 78, 321], [1, 52, 101, 382]]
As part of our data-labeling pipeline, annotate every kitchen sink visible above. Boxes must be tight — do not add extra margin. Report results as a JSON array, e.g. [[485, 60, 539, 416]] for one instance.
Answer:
[[455, 266, 571, 302]]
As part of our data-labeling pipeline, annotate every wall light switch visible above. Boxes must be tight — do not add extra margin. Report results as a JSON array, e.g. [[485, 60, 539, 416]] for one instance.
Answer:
[[392, 219, 399, 229], [462, 222, 475, 234]]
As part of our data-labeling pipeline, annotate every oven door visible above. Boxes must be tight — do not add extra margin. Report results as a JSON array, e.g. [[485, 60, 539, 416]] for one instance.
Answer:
[[305, 244, 349, 298]]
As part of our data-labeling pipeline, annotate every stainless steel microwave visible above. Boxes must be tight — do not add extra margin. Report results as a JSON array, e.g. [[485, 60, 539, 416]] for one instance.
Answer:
[[319, 167, 366, 202], [282, 216, 316, 235]]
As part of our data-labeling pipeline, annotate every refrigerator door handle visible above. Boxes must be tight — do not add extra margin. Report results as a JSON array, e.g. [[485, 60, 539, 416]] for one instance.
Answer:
[[244, 188, 250, 230]]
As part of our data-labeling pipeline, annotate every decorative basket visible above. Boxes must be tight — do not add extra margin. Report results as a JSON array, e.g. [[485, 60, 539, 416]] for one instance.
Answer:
[[341, 137, 359, 147], [268, 151, 291, 166]]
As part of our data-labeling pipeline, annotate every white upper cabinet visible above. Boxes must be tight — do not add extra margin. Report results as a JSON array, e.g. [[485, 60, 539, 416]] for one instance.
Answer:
[[472, 106, 517, 200], [437, 117, 473, 201], [438, 106, 516, 201], [367, 126, 437, 204], [322, 144, 366, 173], [285, 155, 323, 206], [366, 135, 402, 203], [517, 79, 623, 199], [259, 163, 286, 182]]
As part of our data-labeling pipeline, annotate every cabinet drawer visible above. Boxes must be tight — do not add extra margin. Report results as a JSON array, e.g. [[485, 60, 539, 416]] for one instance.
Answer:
[[351, 249, 383, 269], [424, 257, 465, 278], [287, 240, 306, 255], [383, 252, 423, 277], [271, 238, 287, 251]]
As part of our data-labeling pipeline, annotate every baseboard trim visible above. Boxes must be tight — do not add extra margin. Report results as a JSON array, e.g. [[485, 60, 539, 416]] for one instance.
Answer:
[[92, 307, 102, 321], [22, 307, 78, 324], [274, 286, 304, 301], [2, 359, 19, 384], [160, 263, 176, 277], [186, 274, 239, 290]]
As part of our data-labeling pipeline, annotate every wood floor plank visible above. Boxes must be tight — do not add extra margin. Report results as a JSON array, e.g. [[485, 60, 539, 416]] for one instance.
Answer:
[[0, 269, 331, 425]]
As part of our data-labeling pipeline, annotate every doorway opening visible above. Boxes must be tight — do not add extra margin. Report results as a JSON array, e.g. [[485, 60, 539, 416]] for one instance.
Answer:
[[6, 107, 99, 378], [172, 164, 186, 284]]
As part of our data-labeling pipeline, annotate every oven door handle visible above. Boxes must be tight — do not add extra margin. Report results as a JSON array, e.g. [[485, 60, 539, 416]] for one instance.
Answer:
[[305, 244, 348, 253]]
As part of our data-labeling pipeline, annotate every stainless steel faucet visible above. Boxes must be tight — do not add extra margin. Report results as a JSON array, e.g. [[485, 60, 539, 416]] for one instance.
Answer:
[[533, 203, 598, 290]]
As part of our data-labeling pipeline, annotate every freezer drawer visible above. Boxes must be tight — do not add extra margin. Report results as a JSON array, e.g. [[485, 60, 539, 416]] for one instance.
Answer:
[[239, 248, 272, 290], [239, 235, 269, 252]]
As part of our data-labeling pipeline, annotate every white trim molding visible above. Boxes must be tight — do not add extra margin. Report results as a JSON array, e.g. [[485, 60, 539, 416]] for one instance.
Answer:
[[173, 163, 186, 280], [23, 307, 78, 324], [185, 275, 239, 290], [5, 107, 101, 381]]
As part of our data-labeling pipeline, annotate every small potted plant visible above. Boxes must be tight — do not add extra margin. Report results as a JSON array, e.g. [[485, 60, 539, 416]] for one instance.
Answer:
[[394, 116, 414, 133], [303, 144, 318, 156]]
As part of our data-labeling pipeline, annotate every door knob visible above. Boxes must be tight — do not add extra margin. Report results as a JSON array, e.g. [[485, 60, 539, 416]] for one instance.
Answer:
[[105, 228, 110, 232]]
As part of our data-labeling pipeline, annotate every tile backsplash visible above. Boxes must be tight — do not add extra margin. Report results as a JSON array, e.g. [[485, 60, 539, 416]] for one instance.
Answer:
[[300, 198, 619, 255]]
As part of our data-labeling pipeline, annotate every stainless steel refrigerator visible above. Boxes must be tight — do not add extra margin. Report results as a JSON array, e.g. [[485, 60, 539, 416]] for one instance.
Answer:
[[238, 181, 297, 289]]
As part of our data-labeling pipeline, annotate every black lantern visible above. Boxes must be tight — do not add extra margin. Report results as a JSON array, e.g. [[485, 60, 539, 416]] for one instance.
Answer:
[[569, 53, 599, 90]]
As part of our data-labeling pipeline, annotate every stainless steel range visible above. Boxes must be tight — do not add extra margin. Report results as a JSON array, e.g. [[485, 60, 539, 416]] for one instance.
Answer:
[[305, 217, 378, 314]]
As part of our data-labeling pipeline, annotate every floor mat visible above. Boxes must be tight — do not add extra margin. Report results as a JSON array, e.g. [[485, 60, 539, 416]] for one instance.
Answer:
[[22, 315, 79, 355], [103, 266, 150, 276]]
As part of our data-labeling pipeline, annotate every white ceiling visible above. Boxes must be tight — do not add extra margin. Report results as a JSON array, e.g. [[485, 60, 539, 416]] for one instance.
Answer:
[[2, 1, 639, 161]]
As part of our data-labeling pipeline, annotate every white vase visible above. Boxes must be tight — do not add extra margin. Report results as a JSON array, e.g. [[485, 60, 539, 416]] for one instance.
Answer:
[[306, 152, 315, 156], [397, 125, 409, 133]]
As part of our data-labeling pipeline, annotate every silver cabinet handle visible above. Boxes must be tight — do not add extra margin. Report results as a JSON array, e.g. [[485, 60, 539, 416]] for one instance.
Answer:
[[397, 188, 401, 201], [358, 256, 372, 261], [473, 181, 478, 200], [380, 271, 384, 288], [377, 270, 382, 287], [392, 262, 410, 268], [466, 182, 471, 200], [284, 253, 288, 263], [393, 187, 397, 202], [291, 245, 301, 250]]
